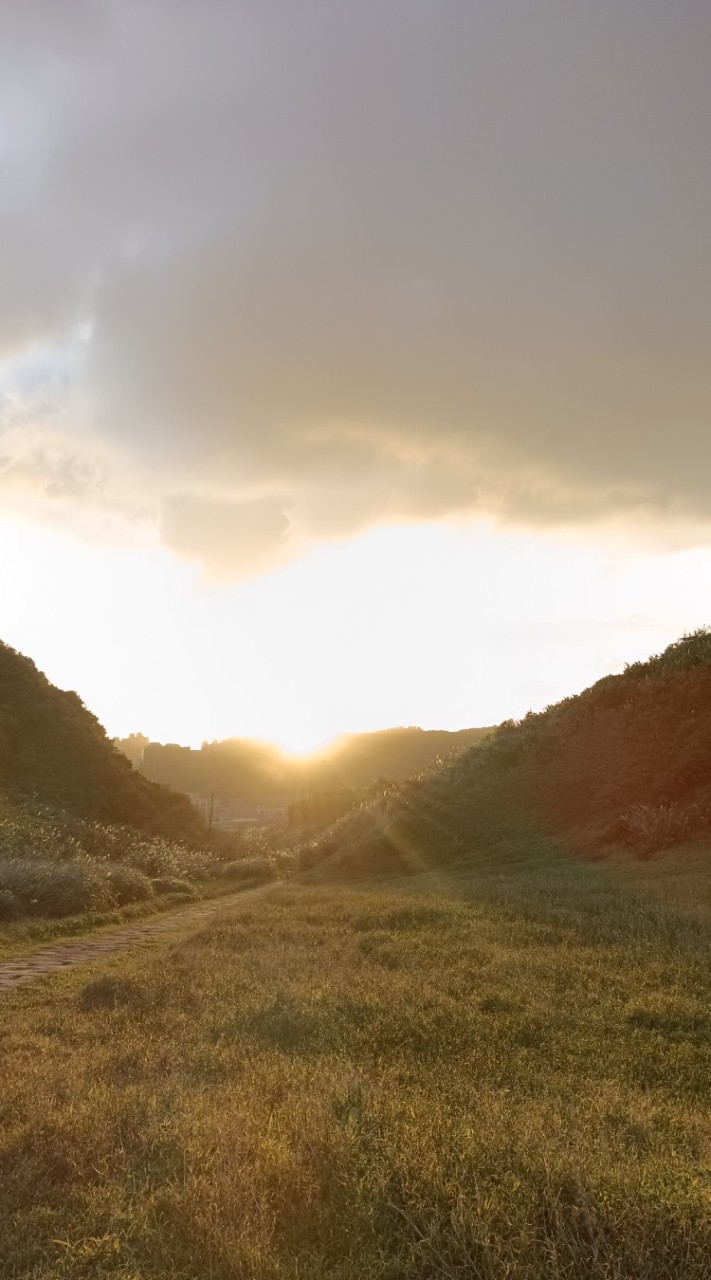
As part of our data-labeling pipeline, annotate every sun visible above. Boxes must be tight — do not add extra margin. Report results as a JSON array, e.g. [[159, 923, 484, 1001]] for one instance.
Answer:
[[271, 726, 340, 759]]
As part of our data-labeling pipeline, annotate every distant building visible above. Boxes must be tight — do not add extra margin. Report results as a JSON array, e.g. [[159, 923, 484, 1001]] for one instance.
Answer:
[[114, 733, 150, 768], [188, 793, 212, 822]]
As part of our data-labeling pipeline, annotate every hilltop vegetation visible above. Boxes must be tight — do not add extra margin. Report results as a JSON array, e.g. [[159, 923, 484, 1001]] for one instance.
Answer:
[[0, 643, 203, 841], [301, 630, 711, 878], [118, 726, 491, 803]]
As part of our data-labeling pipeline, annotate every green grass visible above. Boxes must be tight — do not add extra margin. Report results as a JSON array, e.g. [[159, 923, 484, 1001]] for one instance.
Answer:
[[2, 844, 711, 1278]]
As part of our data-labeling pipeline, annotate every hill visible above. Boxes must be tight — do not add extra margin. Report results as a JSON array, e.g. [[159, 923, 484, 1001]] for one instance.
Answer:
[[117, 726, 492, 805], [301, 629, 711, 878], [0, 643, 204, 841]]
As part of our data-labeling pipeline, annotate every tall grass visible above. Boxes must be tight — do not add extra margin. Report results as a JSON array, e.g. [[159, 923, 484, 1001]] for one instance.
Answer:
[[0, 804, 277, 922]]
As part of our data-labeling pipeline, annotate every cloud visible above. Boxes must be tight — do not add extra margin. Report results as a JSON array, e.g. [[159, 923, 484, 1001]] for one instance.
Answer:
[[0, 443, 104, 502], [160, 494, 290, 580], [1, 1, 711, 573]]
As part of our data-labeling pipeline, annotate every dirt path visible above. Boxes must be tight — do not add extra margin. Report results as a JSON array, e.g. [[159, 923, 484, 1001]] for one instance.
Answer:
[[0, 892, 248, 995]]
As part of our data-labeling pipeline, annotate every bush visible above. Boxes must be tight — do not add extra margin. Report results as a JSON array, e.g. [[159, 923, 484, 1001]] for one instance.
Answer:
[[106, 864, 154, 905], [0, 888, 21, 920], [0, 858, 113, 917], [120, 834, 211, 881], [615, 802, 708, 856], [0, 805, 218, 922], [271, 850, 296, 879]]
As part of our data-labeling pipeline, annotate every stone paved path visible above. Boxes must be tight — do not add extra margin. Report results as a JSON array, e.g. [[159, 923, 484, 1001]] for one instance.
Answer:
[[0, 892, 248, 995]]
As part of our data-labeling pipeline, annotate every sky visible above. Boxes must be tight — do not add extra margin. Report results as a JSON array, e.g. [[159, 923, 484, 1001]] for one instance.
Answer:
[[1, 1, 710, 753]]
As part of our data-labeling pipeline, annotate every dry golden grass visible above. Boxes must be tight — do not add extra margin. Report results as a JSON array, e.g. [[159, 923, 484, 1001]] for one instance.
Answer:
[[1, 848, 711, 1278]]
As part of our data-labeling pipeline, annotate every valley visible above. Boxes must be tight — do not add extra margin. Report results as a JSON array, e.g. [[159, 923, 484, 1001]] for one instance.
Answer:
[[2, 633, 711, 1277]]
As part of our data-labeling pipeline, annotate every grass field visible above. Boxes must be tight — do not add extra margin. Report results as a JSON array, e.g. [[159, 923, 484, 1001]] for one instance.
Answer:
[[1, 838, 711, 1278]]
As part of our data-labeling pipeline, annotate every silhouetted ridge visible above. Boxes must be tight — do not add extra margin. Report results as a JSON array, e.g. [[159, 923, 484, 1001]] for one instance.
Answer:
[[0, 643, 203, 839], [302, 629, 711, 877]]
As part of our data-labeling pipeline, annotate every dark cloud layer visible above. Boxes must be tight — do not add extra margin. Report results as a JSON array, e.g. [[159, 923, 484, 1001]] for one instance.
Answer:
[[2, 1, 710, 572]]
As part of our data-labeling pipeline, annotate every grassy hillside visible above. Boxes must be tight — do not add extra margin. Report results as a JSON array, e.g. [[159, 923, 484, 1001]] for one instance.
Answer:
[[0, 643, 204, 841], [125, 726, 492, 803], [301, 630, 711, 878], [2, 865, 711, 1278]]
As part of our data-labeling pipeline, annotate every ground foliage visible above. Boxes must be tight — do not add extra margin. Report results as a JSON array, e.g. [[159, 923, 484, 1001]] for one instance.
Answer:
[[0, 802, 275, 924], [1, 851, 711, 1278]]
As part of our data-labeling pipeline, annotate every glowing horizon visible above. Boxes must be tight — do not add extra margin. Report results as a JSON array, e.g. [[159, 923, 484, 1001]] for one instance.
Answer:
[[1, 514, 709, 757]]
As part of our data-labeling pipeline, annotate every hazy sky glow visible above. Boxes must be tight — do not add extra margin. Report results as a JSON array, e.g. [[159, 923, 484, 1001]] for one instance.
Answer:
[[1, 2, 710, 750], [2, 513, 710, 753]]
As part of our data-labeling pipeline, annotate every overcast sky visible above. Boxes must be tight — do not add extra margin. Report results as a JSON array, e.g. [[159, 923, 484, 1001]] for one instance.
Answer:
[[1, 2, 710, 748]]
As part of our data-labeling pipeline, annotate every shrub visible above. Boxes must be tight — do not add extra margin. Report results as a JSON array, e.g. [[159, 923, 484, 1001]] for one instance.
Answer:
[[0, 805, 216, 921], [0, 858, 113, 917], [272, 850, 297, 879], [106, 864, 154, 905], [120, 834, 210, 881], [0, 888, 21, 920], [616, 802, 705, 856]]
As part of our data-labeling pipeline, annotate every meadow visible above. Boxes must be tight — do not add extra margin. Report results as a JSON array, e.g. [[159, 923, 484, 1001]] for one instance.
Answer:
[[1, 839, 711, 1278]]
